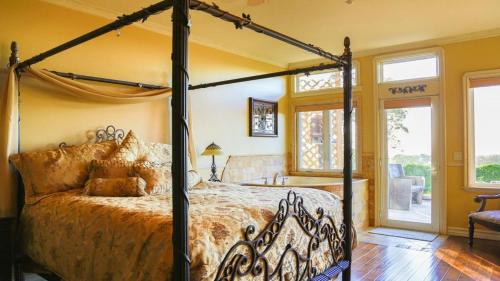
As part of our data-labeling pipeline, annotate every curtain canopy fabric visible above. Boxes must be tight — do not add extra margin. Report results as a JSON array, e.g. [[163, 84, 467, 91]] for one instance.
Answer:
[[28, 68, 173, 102], [1, 67, 197, 217], [0, 67, 19, 217]]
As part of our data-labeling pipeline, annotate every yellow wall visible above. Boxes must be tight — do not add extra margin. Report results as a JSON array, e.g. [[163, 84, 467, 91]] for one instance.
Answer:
[[442, 36, 500, 229], [0, 0, 287, 214], [289, 36, 500, 231]]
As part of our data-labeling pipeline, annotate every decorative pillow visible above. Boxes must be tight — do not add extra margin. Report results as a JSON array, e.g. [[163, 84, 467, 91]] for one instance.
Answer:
[[188, 170, 203, 189], [142, 141, 173, 166], [133, 161, 172, 194], [108, 130, 186, 167], [84, 177, 146, 197], [9, 141, 117, 203], [133, 160, 202, 193], [89, 159, 135, 179], [107, 130, 143, 161]]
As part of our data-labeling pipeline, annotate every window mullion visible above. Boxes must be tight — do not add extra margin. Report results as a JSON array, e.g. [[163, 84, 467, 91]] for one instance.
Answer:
[[296, 112, 303, 171], [323, 110, 332, 171]]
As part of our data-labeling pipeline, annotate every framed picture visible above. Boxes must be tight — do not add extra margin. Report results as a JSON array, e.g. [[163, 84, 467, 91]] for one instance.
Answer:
[[249, 98, 278, 137]]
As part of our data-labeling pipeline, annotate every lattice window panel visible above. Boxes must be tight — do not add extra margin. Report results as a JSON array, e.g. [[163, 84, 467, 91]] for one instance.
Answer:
[[298, 108, 357, 171], [299, 111, 324, 170], [330, 110, 343, 170], [329, 109, 357, 171], [296, 68, 357, 93]]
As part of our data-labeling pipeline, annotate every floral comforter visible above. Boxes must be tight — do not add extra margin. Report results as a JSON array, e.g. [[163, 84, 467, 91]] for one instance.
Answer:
[[20, 182, 352, 281]]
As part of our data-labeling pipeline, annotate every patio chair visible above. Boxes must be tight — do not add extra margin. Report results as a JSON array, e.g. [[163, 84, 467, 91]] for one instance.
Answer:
[[468, 194, 500, 247], [388, 164, 425, 211]]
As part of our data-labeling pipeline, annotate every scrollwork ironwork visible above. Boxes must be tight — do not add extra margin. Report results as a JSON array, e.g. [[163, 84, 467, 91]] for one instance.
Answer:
[[95, 125, 125, 143], [214, 190, 347, 281], [58, 125, 125, 148], [388, 84, 427, 95]]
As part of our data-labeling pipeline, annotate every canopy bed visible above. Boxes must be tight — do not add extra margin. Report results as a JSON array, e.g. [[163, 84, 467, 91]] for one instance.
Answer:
[[1, 0, 354, 280]]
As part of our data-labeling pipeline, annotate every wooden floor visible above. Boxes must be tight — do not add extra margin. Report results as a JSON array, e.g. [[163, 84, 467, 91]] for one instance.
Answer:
[[26, 233, 500, 281], [345, 232, 500, 281]]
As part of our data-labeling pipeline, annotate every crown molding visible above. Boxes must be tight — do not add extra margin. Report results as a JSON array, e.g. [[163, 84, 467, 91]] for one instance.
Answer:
[[40, 0, 287, 67], [353, 28, 500, 58], [289, 28, 500, 68]]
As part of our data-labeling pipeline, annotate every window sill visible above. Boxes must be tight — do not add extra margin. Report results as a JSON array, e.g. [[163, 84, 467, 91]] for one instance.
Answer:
[[461, 186, 500, 193]]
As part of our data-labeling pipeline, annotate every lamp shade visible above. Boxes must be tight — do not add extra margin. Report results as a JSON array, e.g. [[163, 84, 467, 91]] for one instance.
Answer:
[[201, 142, 224, 156]]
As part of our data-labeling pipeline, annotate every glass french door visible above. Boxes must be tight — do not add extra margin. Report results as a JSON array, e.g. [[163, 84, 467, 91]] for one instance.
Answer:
[[380, 97, 440, 232]]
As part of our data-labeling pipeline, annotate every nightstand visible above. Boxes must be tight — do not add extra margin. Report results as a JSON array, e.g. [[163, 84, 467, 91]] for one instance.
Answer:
[[0, 217, 15, 281]]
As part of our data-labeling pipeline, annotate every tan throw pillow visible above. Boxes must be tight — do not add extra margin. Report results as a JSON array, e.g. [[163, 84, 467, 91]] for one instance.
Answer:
[[9, 141, 117, 203], [84, 177, 146, 197], [89, 159, 135, 179], [107, 130, 144, 161], [133, 161, 172, 194], [109, 130, 190, 168]]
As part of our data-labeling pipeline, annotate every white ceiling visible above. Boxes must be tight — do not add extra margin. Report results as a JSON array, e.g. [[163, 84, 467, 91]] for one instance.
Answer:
[[43, 0, 500, 66]]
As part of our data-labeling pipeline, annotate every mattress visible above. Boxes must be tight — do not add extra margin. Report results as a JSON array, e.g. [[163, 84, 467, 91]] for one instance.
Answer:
[[20, 182, 351, 281]]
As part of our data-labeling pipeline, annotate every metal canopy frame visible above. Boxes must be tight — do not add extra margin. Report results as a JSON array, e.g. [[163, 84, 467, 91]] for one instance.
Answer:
[[9, 0, 353, 280], [32, 62, 342, 91]]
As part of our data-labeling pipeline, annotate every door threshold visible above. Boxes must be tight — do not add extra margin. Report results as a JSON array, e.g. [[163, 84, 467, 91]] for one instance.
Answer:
[[368, 227, 438, 242]]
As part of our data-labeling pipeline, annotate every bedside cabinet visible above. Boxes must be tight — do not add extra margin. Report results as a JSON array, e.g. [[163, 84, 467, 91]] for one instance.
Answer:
[[0, 217, 15, 281]]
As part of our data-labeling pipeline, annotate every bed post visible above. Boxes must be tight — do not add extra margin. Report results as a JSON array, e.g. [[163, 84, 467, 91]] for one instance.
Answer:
[[171, 0, 191, 280], [342, 36, 353, 281]]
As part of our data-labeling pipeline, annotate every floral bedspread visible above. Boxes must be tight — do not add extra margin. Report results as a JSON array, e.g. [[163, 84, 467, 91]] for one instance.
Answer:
[[20, 182, 352, 281]]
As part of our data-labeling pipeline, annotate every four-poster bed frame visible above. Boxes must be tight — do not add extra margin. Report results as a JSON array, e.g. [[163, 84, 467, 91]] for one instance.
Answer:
[[8, 0, 353, 280]]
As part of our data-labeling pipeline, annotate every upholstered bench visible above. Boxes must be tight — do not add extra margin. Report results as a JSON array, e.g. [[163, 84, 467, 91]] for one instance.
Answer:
[[468, 194, 500, 247]]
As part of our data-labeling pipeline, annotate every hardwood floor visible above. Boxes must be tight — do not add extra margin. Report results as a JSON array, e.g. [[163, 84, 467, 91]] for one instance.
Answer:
[[25, 234, 500, 281], [347, 232, 500, 281]]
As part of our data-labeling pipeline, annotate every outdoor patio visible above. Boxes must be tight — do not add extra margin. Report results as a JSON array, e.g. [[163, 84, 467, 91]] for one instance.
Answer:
[[389, 198, 431, 224]]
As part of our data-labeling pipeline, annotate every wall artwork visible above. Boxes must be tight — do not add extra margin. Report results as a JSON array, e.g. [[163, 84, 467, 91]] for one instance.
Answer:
[[249, 98, 278, 137]]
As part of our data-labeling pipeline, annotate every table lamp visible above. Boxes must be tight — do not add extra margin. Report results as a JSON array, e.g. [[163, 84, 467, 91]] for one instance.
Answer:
[[201, 142, 223, 182]]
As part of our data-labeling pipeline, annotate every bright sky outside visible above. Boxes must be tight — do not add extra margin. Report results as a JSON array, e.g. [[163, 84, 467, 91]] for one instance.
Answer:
[[474, 85, 500, 157], [386, 86, 500, 158], [383, 57, 437, 82], [388, 107, 432, 157]]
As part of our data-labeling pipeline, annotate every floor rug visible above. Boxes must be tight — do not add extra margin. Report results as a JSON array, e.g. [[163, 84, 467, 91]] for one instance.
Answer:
[[368, 227, 438, 242]]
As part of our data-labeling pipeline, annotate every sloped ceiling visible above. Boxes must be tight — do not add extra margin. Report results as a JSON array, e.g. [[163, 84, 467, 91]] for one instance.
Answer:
[[43, 0, 500, 66]]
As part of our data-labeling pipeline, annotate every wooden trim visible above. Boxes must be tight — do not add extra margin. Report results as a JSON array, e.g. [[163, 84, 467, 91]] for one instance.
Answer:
[[469, 76, 500, 88], [295, 100, 358, 112], [463, 69, 500, 190], [383, 97, 431, 109], [447, 226, 500, 241]]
